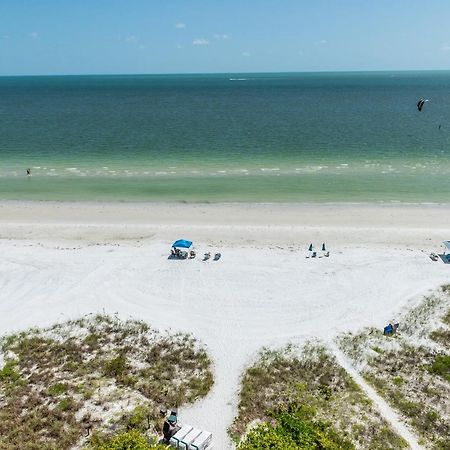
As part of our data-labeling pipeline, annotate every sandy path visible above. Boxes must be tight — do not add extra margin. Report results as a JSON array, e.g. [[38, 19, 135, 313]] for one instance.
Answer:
[[330, 344, 423, 450]]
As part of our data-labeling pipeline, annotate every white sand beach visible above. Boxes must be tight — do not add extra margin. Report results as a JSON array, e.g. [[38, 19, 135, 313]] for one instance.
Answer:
[[1, 201, 449, 448]]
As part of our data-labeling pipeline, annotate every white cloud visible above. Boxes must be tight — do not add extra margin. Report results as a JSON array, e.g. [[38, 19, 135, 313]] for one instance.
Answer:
[[29, 32, 39, 39], [242, 51, 251, 57], [441, 42, 450, 52], [175, 23, 186, 29], [213, 33, 229, 40], [193, 38, 209, 46], [124, 35, 138, 43]]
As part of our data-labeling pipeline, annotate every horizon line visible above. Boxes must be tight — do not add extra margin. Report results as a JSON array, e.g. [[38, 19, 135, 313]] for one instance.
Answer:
[[2, 68, 450, 78]]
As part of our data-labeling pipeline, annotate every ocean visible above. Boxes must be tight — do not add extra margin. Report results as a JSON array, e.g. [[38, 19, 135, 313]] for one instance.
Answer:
[[1, 71, 450, 202]]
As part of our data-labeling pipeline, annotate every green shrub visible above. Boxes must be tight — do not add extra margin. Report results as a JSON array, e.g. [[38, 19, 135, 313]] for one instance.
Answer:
[[237, 407, 354, 450], [237, 423, 298, 450], [47, 382, 69, 396], [58, 396, 75, 411], [275, 407, 354, 450], [232, 344, 406, 449], [429, 355, 450, 382], [0, 360, 21, 383], [104, 354, 128, 379], [87, 429, 166, 450]]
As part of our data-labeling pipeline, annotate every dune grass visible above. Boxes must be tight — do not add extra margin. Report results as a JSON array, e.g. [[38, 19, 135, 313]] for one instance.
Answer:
[[231, 343, 406, 450], [0, 314, 213, 450], [337, 287, 450, 450]]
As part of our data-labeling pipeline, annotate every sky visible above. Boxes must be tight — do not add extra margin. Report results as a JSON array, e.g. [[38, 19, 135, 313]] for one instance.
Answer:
[[1, 0, 450, 75]]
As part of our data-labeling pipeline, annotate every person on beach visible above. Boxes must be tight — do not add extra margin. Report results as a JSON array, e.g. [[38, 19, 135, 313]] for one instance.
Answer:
[[162, 410, 179, 443]]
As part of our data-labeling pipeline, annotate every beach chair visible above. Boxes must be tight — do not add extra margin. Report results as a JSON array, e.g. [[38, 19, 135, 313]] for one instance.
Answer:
[[311, 251, 317, 258], [190, 431, 213, 450], [169, 424, 193, 447], [189, 250, 196, 259], [203, 252, 211, 261], [179, 428, 202, 449], [213, 253, 221, 261]]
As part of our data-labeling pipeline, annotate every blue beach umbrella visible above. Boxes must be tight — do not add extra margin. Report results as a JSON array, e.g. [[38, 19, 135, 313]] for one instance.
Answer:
[[172, 239, 193, 249]]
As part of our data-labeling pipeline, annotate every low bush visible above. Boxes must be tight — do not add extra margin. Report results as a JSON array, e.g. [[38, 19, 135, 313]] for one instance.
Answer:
[[87, 429, 166, 450], [429, 355, 450, 382]]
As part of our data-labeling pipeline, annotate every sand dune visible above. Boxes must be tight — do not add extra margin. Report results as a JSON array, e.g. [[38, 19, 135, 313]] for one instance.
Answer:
[[0, 201, 449, 448]]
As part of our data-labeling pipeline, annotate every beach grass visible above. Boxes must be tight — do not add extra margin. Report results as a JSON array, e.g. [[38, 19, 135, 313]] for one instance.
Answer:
[[337, 287, 450, 449], [230, 343, 406, 449], [0, 314, 213, 450]]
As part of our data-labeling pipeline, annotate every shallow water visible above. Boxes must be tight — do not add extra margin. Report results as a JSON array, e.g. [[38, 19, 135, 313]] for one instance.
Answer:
[[1, 72, 450, 201]]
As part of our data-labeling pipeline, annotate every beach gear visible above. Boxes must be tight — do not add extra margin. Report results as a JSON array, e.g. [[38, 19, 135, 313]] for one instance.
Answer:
[[384, 323, 399, 335], [172, 239, 193, 249], [179, 428, 202, 449], [170, 425, 193, 447], [190, 431, 213, 450]]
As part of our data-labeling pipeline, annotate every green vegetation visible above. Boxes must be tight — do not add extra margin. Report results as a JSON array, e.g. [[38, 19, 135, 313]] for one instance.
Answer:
[[238, 423, 298, 450], [0, 360, 22, 384], [86, 430, 166, 450], [430, 327, 450, 348], [0, 315, 213, 450], [337, 292, 450, 450], [238, 405, 354, 450], [231, 344, 406, 450], [47, 382, 69, 396], [429, 355, 450, 382], [430, 306, 450, 350]]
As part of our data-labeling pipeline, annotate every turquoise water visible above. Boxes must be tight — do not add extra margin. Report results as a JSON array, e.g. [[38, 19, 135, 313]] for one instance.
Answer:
[[1, 72, 450, 202]]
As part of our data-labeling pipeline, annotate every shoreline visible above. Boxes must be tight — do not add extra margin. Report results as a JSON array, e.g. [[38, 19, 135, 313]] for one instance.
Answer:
[[1, 200, 449, 249]]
